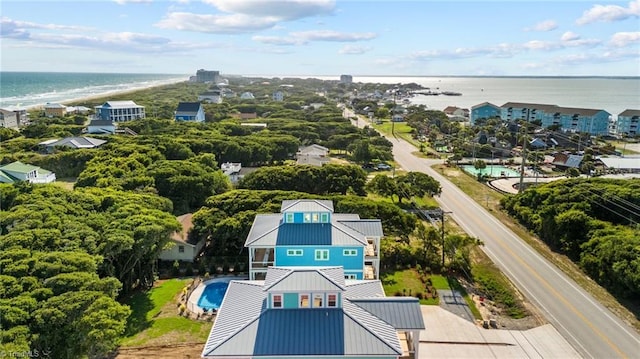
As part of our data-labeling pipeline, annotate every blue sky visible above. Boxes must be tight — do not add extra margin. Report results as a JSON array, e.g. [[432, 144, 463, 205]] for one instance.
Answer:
[[1, 0, 639, 76]]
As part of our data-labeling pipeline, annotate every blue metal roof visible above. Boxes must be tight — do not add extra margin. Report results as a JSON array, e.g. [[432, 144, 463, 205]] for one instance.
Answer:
[[276, 223, 332, 245], [350, 297, 426, 330]]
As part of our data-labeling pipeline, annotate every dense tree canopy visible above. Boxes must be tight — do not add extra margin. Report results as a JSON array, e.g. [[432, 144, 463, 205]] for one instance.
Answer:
[[501, 178, 640, 299], [0, 184, 180, 357]]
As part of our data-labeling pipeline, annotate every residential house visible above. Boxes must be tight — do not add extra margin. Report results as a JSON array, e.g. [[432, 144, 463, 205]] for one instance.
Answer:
[[245, 199, 382, 280], [500, 102, 611, 135], [198, 89, 223, 104], [201, 266, 424, 359], [0, 161, 56, 184], [39, 136, 106, 153], [86, 119, 116, 134], [551, 153, 583, 170], [470, 102, 501, 125], [221, 162, 242, 184], [272, 91, 284, 102], [596, 156, 640, 174], [443, 106, 468, 121], [240, 92, 255, 100], [296, 144, 330, 166], [175, 102, 205, 122], [94, 101, 145, 122], [43, 103, 67, 118], [0, 109, 19, 129], [615, 109, 639, 136], [159, 213, 204, 263]]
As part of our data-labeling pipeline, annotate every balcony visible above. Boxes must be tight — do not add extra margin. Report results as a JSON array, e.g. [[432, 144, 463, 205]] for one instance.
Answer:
[[364, 265, 377, 279], [365, 238, 378, 258], [250, 248, 274, 269]]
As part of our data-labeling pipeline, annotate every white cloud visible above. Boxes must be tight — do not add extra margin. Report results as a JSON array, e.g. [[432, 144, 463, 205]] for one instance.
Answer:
[[526, 20, 558, 32], [609, 31, 640, 47], [338, 45, 371, 55], [203, 0, 335, 20], [291, 30, 375, 42], [114, 0, 152, 4], [252, 30, 376, 45], [561, 31, 580, 42], [159, 0, 335, 34], [252, 35, 302, 45], [576, 0, 640, 25], [156, 12, 280, 33]]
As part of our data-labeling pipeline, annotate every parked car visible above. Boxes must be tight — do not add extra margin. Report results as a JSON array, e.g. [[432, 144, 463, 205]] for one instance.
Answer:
[[376, 163, 392, 170]]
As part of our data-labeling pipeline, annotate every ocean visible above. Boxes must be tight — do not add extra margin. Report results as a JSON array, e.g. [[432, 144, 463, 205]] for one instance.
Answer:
[[311, 75, 640, 118], [0, 72, 187, 109], [1, 72, 638, 117]]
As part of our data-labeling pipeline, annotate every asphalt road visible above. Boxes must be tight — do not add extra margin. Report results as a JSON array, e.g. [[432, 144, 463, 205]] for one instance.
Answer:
[[343, 109, 640, 358]]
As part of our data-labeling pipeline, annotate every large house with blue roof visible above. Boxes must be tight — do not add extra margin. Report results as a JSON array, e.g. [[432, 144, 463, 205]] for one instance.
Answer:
[[201, 266, 424, 359], [245, 200, 382, 280]]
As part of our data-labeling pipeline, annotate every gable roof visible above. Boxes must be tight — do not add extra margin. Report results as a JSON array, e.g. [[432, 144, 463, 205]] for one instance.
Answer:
[[0, 161, 39, 174], [264, 267, 345, 292], [618, 109, 640, 117], [202, 267, 416, 358], [175, 102, 202, 114], [171, 213, 193, 243], [88, 119, 115, 126], [281, 199, 334, 212], [100, 101, 142, 108], [41, 136, 107, 149], [471, 102, 500, 110]]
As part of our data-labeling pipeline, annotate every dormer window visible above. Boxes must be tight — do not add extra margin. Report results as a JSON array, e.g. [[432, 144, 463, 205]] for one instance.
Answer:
[[272, 294, 282, 308], [285, 213, 294, 223], [328, 294, 337, 307], [299, 294, 310, 308], [320, 213, 329, 223], [313, 294, 323, 308], [304, 213, 311, 223], [312, 213, 319, 223]]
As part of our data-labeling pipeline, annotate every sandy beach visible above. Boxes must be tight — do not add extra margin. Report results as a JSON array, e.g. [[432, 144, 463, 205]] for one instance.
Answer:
[[14, 77, 187, 111]]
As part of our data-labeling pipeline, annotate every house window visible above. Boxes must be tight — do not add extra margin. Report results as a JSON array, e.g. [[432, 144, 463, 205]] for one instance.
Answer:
[[285, 213, 294, 223], [345, 274, 357, 280], [178, 245, 185, 253], [312, 213, 319, 223], [287, 249, 303, 256], [272, 294, 282, 308], [328, 294, 337, 307], [299, 294, 310, 308], [313, 294, 323, 307], [320, 213, 329, 223], [343, 249, 357, 256], [315, 250, 329, 261], [303, 213, 311, 223]]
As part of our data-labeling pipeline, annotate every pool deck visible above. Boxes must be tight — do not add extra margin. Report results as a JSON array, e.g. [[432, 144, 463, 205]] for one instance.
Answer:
[[187, 276, 247, 315]]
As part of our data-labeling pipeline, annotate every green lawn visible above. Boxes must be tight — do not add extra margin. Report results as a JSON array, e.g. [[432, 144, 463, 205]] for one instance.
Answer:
[[381, 269, 443, 305], [120, 278, 212, 347]]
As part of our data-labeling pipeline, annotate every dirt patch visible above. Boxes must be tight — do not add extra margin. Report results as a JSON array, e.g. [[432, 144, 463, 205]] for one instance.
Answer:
[[114, 343, 205, 359]]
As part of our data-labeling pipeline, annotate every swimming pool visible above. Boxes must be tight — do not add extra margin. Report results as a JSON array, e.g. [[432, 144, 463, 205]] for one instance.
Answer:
[[461, 165, 522, 178], [197, 279, 231, 311]]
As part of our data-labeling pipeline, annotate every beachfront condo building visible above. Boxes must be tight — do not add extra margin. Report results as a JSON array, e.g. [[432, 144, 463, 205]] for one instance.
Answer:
[[201, 266, 424, 359], [500, 102, 611, 135], [470, 102, 501, 125], [245, 199, 382, 280], [94, 101, 145, 122], [614, 109, 640, 137], [0, 109, 19, 129]]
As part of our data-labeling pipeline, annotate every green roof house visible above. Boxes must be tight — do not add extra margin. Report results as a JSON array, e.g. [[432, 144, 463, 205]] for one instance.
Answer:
[[0, 161, 56, 184]]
